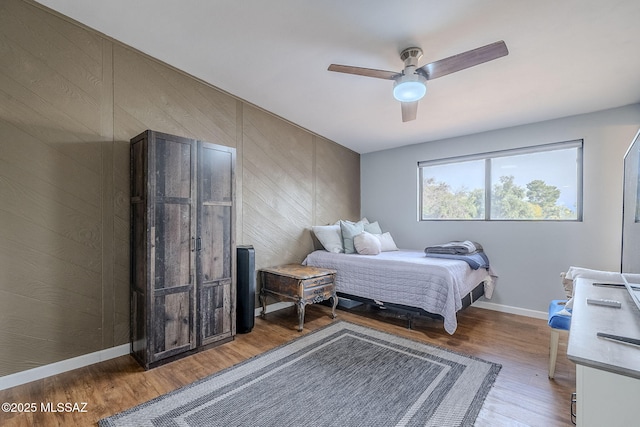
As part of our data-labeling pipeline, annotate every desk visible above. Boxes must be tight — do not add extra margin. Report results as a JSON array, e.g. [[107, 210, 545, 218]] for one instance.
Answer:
[[567, 277, 640, 426]]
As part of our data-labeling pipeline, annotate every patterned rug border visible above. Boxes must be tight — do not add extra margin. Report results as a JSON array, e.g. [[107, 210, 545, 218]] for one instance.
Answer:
[[100, 321, 501, 427]]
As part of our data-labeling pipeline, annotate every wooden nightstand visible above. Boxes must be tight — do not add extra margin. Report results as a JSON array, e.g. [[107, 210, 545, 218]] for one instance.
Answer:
[[260, 264, 337, 331]]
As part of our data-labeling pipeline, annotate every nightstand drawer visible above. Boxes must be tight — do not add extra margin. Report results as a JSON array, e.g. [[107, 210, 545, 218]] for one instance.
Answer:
[[262, 273, 298, 296], [301, 273, 334, 289], [303, 281, 335, 301]]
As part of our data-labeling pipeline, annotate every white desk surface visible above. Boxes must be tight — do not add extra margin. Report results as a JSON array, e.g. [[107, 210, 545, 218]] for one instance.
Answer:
[[567, 277, 640, 379]]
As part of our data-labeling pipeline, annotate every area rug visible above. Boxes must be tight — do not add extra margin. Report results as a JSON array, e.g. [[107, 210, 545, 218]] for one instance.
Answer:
[[99, 321, 500, 427]]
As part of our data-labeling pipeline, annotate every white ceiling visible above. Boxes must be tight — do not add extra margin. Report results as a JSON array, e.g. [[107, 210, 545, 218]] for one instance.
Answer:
[[35, 0, 640, 154]]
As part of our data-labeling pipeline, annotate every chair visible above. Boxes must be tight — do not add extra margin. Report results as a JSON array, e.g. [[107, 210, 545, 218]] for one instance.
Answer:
[[548, 299, 571, 378]]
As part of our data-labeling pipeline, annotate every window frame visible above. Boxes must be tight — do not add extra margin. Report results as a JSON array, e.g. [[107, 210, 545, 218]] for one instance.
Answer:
[[417, 140, 584, 221]]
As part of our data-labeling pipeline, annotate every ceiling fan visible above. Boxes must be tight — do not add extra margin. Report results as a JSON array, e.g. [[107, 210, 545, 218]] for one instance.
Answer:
[[328, 40, 508, 122]]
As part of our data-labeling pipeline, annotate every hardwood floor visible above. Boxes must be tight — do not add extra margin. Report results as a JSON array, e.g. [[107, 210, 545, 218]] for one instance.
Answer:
[[0, 305, 575, 426]]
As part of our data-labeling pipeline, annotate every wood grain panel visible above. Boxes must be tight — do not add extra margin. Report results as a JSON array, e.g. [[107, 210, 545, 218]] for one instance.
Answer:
[[0, 76, 102, 175], [235, 101, 245, 241], [240, 105, 361, 292], [0, 159, 101, 250], [144, 57, 237, 148], [315, 136, 360, 225], [0, 0, 103, 100], [0, 200, 102, 274], [0, 104, 102, 208], [113, 141, 131, 219], [243, 106, 314, 199], [112, 138, 130, 346], [0, 0, 359, 378], [0, 330, 98, 376], [0, 242, 101, 319], [0, 1, 102, 142], [242, 108, 315, 268], [100, 38, 115, 348], [113, 45, 237, 147], [0, 291, 101, 346], [0, 0, 108, 376]]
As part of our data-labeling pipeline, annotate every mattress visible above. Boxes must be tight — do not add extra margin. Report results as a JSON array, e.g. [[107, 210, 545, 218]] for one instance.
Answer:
[[302, 249, 496, 334]]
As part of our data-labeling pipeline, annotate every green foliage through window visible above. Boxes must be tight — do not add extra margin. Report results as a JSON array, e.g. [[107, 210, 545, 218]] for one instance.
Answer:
[[419, 141, 582, 221]]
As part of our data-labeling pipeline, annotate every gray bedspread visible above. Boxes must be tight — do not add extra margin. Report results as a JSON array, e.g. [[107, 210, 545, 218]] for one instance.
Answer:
[[302, 249, 496, 334]]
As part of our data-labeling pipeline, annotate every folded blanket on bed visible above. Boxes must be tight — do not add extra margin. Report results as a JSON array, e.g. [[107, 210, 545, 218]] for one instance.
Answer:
[[424, 240, 483, 255], [423, 251, 490, 270]]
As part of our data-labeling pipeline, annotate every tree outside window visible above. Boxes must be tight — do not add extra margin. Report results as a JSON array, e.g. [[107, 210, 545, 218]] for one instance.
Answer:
[[419, 141, 582, 221]]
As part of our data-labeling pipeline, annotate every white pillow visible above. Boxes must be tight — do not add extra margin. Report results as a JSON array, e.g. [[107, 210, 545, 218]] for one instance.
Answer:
[[312, 225, 344, 253], [376, 232, 399, 251], [353, 231, 382, 255]]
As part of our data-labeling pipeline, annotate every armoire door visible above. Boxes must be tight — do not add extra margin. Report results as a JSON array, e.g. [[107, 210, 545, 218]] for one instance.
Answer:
[[131, 130, 236, 369], [197, 141, 236, 345], [149, 133, 197, 362]]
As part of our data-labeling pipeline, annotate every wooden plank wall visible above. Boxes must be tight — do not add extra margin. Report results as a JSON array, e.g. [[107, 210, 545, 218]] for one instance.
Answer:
[[0, 0, 360, 377]]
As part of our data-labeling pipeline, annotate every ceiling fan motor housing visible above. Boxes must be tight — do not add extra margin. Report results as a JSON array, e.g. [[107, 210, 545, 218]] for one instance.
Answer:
[[394, 47, 427, 102], [400, 47, 423, 68]]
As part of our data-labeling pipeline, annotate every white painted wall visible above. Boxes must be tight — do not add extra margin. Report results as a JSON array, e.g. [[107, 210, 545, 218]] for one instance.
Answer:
[[361, 104, 640, 313]]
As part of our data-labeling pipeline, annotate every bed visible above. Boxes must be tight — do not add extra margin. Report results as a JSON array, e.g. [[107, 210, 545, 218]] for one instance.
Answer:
[[302, 249, 496, 334]]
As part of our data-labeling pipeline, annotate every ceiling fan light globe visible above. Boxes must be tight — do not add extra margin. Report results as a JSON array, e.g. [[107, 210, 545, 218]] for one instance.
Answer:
[[393, 80, 426, 102]]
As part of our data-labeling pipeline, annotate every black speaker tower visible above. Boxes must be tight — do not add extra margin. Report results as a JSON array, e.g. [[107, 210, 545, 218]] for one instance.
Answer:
[[236, 245, 256, 333]]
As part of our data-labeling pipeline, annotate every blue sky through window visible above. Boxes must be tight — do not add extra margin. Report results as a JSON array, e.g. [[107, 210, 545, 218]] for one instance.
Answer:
[[420, 143, 581, 220]]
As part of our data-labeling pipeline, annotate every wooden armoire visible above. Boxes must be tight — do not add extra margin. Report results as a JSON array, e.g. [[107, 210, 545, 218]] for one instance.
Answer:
[[130, 130, 236, 369]]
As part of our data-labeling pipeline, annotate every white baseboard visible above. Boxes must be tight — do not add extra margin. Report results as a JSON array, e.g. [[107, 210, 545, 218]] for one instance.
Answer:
[[1, 302, 294, 391], [0, 343, 130, 391], [473, 300, 547, 320], [0, 300, 544, 391], [254, 301, 294, 317]]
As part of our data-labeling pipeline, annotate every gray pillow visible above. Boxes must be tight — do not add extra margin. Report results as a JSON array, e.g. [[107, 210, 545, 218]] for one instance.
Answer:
[[364, 221, 382, 234], [340, 220, 364, 254]]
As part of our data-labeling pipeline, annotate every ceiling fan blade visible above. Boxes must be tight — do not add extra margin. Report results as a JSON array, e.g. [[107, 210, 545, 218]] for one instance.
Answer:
[[328, 64, 400, 80], [419, 40, 508, 80], [401, 101, 418, 122]]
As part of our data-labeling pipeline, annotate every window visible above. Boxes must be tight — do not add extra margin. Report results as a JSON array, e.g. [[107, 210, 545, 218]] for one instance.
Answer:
[[418, 140, 583, 221]]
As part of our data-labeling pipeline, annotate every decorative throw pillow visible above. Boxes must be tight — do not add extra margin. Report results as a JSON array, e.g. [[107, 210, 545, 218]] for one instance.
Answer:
[[363, 221, 382, 234], [312, 224, 344, 253], [340, 220, 365, 254], [376, 232, 399, 251], [353, 231, 382, 255]]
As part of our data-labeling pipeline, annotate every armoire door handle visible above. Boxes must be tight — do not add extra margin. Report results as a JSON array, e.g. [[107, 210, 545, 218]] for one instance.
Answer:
[[196, 237, 202, 251]]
